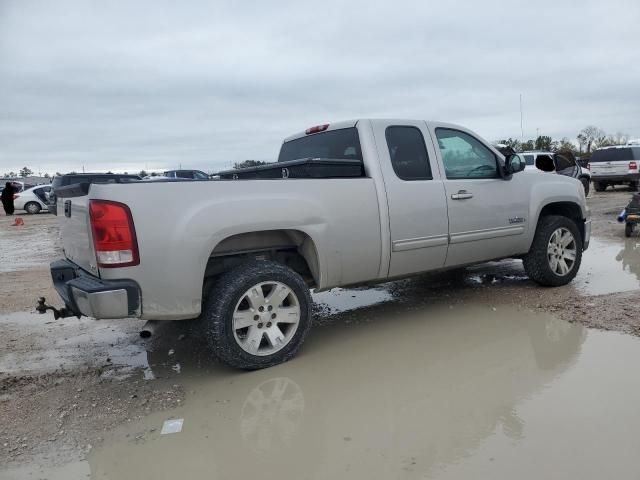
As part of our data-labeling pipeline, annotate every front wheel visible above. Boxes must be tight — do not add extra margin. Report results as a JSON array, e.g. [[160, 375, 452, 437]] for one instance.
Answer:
[[523, 215, 583, 286], [202, 260, 312, 370]]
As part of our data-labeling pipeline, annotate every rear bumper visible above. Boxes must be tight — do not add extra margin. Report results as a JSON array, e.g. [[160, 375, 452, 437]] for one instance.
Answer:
[[50, 259, 141, 319], [591, 173, 640, 183]]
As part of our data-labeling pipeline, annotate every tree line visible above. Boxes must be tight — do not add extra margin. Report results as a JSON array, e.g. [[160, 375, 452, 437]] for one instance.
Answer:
[[497, 125, 631, 157]]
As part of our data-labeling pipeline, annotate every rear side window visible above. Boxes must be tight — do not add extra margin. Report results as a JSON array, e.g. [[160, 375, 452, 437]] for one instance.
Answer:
[[591, 148, 640, 162], [385, 126, 432, 180], [278, 128, 362, 162], [523, 155, 534, 166]]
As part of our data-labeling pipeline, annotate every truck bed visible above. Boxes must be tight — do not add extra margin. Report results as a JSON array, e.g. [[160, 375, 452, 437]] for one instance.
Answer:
[[217, 158, 364, 180]]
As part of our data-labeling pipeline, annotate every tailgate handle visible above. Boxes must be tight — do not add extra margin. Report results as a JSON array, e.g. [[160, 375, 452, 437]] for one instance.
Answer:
[[451, 190, 473, 200], [64, 200, 71, 217]]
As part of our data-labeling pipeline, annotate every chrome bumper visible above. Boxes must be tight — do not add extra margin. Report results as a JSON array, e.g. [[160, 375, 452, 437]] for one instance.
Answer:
[[50, 259, 141, 319]]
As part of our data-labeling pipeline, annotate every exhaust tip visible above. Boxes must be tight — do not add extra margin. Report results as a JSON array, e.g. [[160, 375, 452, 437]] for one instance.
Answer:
[[140, 330, 152, 339]]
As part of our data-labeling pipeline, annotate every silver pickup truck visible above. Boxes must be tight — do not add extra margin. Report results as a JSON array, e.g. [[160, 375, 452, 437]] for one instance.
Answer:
[[42, 119, 590, 369]]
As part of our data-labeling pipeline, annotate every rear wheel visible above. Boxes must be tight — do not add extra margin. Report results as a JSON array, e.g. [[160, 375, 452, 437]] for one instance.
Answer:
[[523, 215, 582, 286], [24, 202, 41, 214], [630, 181, 638, 192], [625, 223, 634, 237], [579, 177, 590, 197], [202, 260, 312, 370], [593, 181, 606, 192]]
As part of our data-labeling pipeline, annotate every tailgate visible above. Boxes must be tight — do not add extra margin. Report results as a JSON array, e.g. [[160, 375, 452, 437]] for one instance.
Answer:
[[590, 161, 628, 176], [56, 183, 98, 275]]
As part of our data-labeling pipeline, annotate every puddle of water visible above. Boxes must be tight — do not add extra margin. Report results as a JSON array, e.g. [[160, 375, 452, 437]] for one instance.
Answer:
[[83, 305, 640, 480], [312, 287, 394, 314], [0, 459, 91, 480], [573, 237, 640, 295]]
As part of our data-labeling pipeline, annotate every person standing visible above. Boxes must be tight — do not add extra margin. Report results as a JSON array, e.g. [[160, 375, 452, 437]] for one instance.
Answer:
[[1, 182, 16, 215]]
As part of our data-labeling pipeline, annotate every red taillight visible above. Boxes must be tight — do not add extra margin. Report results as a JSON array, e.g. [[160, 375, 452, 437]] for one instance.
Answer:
[[629, 161, 637, 171], [89, 200, 139, 268], [305, 124, 329, 135], [13, 194, 19, 199]]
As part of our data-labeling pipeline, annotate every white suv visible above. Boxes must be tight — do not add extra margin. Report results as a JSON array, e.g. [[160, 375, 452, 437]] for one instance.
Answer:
[[588, 145, 640, 192]]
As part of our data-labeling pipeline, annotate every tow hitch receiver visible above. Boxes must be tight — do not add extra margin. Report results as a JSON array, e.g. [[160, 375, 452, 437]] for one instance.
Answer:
[[36, 297, 80, 320]]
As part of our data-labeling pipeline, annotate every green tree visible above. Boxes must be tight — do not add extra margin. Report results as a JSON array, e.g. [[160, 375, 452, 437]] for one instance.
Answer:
[[19, 166, 33, 178], [44, 173, 50, 178], [233, 160, 268, 169], [534, 136, 553, 151], [139, 170, 148, 177], [520, 140, 535, 151], [555, 138, 577, 154]]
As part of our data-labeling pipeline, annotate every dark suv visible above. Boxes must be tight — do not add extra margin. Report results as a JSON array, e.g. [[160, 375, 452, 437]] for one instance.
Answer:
[[49, 173, 141, 215]]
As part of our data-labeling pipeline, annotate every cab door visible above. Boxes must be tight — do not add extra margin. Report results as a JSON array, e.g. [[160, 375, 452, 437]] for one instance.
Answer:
[[372, 121, 449, 277], [429, 126, 529, 267]]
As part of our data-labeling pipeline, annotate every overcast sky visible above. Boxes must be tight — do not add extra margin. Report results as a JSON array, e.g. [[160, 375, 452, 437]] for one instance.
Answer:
[[1, 0, 639, 175]]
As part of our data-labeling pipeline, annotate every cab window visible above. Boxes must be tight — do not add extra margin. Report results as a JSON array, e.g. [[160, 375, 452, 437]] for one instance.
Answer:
[[385, 126, 432, 180], [435, 129, 498, 179]]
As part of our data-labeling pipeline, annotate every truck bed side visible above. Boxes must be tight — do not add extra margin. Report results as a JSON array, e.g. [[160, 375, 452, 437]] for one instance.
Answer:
[[86, 179, 383, 319]]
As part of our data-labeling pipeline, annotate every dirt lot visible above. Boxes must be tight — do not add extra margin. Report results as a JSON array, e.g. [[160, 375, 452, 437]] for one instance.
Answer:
[[1, 188, 639, 478]]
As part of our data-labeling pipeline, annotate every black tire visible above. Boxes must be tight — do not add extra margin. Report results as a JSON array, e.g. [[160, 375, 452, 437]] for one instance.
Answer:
[[24, 202, 41, 214], [593, 181, 606, 192], [625, 223, 634, 237], [579, 177, 590, 197], [630, 181, 639, 192], [523, 215, 583, 287], [202, 260, 312, 370]]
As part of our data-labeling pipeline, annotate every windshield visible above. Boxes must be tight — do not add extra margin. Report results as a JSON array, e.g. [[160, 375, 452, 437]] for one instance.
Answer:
[[278, 127, 362, 162]]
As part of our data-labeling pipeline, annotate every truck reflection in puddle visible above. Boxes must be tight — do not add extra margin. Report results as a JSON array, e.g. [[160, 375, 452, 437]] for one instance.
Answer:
[[86, 305, 640, 480]]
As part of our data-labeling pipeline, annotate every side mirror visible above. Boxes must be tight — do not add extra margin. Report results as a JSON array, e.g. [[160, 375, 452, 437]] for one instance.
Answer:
[[505, 154, 526, 175]]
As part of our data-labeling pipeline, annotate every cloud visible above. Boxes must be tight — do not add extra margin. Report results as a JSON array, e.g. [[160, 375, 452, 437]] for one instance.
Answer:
[[1, 0, 639, 174]]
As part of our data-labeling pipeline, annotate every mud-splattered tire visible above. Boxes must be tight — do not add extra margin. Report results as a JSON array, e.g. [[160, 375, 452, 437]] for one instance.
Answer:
[[523, 215, 583, 287], [625, 223, 634, 238], [594, 182, 606, 192], [202, 260, 312, 370]]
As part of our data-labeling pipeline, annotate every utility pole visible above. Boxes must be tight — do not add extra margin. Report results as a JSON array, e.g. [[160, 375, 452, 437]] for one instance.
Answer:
[[519, 94, 524, 142]]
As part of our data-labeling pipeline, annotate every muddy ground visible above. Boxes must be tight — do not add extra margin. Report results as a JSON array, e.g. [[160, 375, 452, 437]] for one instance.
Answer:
[[1, 188, 639, 478]]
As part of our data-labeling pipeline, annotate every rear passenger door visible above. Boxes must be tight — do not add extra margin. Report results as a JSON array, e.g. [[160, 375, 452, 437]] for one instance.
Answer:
[[372, 121, 449, 277]]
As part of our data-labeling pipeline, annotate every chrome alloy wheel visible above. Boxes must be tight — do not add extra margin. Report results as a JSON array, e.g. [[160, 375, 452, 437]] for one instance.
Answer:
[[547, 227, 577, 276], [232, 281, 301, 356]]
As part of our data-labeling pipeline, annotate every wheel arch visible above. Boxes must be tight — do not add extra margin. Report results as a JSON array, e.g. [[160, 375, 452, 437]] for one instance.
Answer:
[[203, 229, 321, 293], [535, 201, 586, 245]]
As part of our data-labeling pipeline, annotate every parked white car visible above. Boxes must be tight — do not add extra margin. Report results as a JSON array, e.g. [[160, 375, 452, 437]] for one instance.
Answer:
[[14, 185, 51, 214], [519, 151, 591, 196]]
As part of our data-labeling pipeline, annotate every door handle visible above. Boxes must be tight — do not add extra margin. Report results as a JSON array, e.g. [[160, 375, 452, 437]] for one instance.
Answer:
[[451, 190, 473, 200]]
